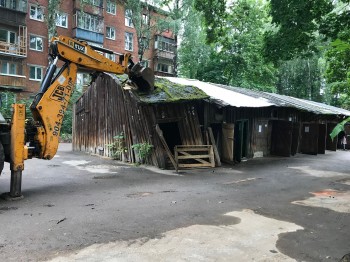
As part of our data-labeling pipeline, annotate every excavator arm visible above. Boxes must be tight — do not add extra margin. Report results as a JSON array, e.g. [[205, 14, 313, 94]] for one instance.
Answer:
[[2, 36, 154, 198]]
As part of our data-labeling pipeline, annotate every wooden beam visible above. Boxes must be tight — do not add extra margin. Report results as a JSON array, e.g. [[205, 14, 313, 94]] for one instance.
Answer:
[[208, 127, 221, 167], [155, 124, 177, 171]]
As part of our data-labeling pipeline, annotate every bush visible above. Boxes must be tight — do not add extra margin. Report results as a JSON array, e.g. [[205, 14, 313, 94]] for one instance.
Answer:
[[132, 142, 153, 164], [107, 133, 127, 160]]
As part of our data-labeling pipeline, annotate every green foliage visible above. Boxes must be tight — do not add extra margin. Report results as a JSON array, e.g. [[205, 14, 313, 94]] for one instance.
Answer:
[[330, 117, 350, 141], [194, 0, 227, 44], [264, 0, 333, 63], [60, 86, 82, 135], [107, 132, 127, 160], [276, 56, 324, 101], [0, 92, 16, 118], [178, 3, 211, 79], [191, 0, 277, 91], [132, 142, 153, 164], [0, 92, 32, 119]]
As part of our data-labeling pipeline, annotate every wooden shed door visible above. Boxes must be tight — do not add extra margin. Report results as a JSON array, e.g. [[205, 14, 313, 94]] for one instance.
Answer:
[[270, 120, 293, 157], [326, 123, 337, 151], [318, 124, 326, 154], [222, 123, 234, 164], [300, 123, 319, 155]]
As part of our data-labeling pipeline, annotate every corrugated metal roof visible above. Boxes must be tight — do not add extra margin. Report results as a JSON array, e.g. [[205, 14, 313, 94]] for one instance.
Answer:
[[164, 77, 350, 116]]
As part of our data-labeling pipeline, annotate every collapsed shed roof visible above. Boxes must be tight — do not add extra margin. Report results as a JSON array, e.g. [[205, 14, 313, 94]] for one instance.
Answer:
[[164, 77, 350, 116], [114, 75, 208, 103]]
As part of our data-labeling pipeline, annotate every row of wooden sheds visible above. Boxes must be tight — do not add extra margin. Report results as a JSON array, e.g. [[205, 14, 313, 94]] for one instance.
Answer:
[[72, 73, 350, 169]]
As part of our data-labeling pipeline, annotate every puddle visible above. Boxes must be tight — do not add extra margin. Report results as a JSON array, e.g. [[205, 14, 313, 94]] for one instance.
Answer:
[[48, 209, 303, 262], [292, 189, 350, 213]]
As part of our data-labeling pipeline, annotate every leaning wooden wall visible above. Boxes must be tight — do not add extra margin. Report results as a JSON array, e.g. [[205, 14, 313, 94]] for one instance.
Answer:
[[73, 73, 203, 169]]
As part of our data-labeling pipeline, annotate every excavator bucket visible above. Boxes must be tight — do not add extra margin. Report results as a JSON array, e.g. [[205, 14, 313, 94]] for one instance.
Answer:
[[128, 63, 155, 92]]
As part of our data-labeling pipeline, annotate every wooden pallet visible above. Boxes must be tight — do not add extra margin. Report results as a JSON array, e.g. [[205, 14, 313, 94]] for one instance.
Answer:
[[175, 145, 215, 171]]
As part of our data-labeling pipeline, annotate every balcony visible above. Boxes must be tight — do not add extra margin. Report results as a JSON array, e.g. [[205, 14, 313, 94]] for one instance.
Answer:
[[154, 50, 175, 60], [0, 0, 27, 26], [73, 28, 104, 44], [0, 74, 25, 91], [0, 26, 27, 57], [73, 11, 104, 44]]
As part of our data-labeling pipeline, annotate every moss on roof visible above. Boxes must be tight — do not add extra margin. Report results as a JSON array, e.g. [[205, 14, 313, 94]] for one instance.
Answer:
[[115, 75, 208, 104]]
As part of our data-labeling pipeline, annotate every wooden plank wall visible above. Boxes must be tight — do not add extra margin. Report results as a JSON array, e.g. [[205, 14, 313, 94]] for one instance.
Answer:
[[73, 73, 203, 169]]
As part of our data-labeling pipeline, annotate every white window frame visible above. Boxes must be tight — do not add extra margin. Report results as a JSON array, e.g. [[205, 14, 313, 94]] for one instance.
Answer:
[[106, 26, 115, 40], [142, 14, 148, 25], [125, 32, 133, 51], [0, 29, 16, 44], [106, 0, 116, 15], [1, 61, 17, 75], [76, 11, 103, 33], [29, 35, 43, 51], [157, 63, 173, 74], [29, 65, 43, 81], [91, 0, 101, 6], [105, 53, 116, 62], [125, 9, 133, 27], [56, 12, 68, 28], [29, 4, 44, 21]]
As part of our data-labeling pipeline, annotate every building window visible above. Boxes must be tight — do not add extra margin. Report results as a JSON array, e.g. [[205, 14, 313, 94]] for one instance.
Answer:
[[0, 0, 17, 10], [125, 32, 133, 51], [29, 5, 44, 21], [1, 61, 17, 75], [76, 11, 103, 33], [125, 9, 133, 27], [106, 26, 115, 40], [105, 53, 116, 62], [0, 29, 16, 44], [56, 12, 68, 28], [29, 66, 43, 81], [157, 63, 173, 74], [106, 0, 116, 14], [142, 14, 148, 25], [91, 0, 102, 6], [155, 35, 174, 53], [29, 35, 43, 51], [140, 60, 149, 68]]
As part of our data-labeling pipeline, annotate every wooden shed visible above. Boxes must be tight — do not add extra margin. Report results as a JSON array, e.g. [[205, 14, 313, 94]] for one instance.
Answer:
[[73, 73, 208, 169], [161, 78, 350, 163], [73, 75, 350, 169]]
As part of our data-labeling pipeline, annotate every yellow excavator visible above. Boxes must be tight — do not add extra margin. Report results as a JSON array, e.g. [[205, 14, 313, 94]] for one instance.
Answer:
[[0, 35, 155, 199]]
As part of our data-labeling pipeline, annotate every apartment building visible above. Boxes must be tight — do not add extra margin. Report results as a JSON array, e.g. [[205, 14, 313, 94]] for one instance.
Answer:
[[0, 0, 176, 98]]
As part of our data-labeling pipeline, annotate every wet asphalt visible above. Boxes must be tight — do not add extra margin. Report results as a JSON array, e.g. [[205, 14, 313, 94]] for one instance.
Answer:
[[0, 144, 349, 262]]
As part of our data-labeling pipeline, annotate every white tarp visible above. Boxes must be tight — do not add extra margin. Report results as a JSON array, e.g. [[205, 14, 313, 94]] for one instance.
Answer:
[[164, 77, 274, 108]]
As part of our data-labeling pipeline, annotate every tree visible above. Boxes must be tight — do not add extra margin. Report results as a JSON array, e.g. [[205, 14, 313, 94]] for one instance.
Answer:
[[276, 57, 323, 101], [193, 0, 277, 91], [123, 0, 158, 62], [264, 0, 333, 63], [177, 2, 211, 78], [158, 0, 194, 76]]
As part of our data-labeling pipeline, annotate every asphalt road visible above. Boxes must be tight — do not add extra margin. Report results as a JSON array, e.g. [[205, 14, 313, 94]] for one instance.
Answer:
[[0, 144, 349, 262]]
